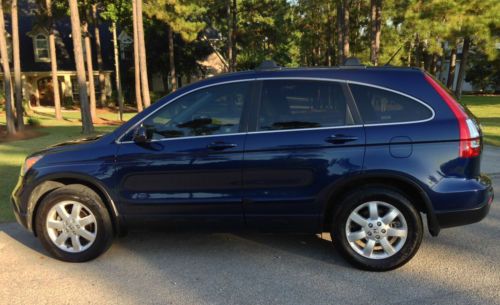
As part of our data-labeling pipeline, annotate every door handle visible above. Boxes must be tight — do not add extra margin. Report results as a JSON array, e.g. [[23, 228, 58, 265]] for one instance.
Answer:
[[325, 134, 358, 144], [207, 142, 238, 150]]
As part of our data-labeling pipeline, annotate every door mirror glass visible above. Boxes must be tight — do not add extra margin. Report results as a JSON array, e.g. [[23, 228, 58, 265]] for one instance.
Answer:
[[133, 125, 152, 143]]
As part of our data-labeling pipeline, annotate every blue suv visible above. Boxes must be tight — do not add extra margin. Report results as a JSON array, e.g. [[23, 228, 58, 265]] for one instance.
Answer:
[[11, 63, 494, 270]]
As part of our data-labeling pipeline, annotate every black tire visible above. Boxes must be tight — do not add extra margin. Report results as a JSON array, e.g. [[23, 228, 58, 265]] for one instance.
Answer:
[[331, 186, 423, 271], [35, 184, 114, 262]]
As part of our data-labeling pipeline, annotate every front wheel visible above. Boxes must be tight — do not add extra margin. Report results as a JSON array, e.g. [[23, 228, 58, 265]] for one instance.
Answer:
[[331, 186, 423, 271], [35, 184, 114, 262]]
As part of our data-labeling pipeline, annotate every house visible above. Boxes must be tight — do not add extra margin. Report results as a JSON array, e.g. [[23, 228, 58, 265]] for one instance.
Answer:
[[0, 2, 114, 107]]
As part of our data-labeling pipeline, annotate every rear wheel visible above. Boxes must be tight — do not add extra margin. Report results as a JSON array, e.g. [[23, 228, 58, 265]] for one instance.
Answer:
[[331, 186, 423, 271], [35, 184, 113, 262]]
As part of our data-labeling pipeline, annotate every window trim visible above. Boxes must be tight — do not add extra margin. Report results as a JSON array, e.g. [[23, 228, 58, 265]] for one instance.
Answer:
[[116, 77, 435, 144], [34, 34, 50, 63]]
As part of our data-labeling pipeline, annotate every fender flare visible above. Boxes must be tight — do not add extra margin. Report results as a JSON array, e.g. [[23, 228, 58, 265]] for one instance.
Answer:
[[27, 172, 125, 236], [320, 171, 440, 236]]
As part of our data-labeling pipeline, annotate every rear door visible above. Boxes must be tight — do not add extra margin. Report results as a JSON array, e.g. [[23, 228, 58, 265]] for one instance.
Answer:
[[242, 79, 365, 232]]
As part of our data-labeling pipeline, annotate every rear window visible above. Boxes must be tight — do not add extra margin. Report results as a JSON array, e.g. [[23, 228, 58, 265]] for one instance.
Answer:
[[349, 84, 433, 124]]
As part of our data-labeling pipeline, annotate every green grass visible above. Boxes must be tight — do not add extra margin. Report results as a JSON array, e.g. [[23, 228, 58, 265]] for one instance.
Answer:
[[461, 95, 500, 146], [0, 109, 136, 222], [0, 96, 499, 223]]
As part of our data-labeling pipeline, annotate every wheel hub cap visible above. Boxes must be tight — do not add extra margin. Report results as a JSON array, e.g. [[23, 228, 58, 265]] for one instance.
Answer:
[[46, 200, 97, 253], [345, 201, 408, 259]]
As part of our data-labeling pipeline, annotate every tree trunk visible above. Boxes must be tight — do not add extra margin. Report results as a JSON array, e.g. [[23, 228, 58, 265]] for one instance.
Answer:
[[91, 3, 106, 108], [447, 48, 456, 89], [231, 0, 237, 70], [132, 0, 143, 112], [136, 0, 151, 107], [336, 0, 344, 65], [370, 0, 382, 66], [83, 21, 97, 122], [454, 36, 470, 99], [112, 22, 124, 121], [68, 0, 93, 134], [46, 0, 62, 120], [0, 2, 16, 134], [227, 0, 233, 72], [342, 0, 350, 60], [430, 53, 438, 75], [11, 0, 23, 130], [168, 26, 177, 92]]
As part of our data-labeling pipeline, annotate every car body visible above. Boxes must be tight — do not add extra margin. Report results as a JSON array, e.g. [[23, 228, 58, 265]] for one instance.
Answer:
[[11, 64, 494, 270]]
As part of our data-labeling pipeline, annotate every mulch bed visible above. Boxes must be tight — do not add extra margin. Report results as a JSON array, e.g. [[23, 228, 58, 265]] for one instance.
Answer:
[[0, 125, 47, 143]]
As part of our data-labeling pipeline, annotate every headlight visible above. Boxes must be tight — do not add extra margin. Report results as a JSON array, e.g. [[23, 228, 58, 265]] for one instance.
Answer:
[[22, 155, 43, 176]]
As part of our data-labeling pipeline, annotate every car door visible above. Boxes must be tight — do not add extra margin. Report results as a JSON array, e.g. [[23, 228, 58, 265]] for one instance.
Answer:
[[115, 80, 255, 229], [242, 79, 365, 232]]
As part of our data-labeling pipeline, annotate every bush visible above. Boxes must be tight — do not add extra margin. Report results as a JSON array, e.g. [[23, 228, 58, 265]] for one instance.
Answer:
[[27, 117, 41, 127]]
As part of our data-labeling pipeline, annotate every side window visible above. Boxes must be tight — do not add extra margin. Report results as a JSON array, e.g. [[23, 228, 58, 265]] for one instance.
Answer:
[[349, 84, 433, 124], [141, 81, 252, 140], [258, 80, 350, 131]]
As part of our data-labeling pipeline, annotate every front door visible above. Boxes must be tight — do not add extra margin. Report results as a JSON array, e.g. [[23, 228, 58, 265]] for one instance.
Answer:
[[115, 81, 255, 228], [243, 79, 365, 232]]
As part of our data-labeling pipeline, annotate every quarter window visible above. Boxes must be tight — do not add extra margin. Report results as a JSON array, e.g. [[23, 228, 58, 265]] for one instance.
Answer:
[[140, 81, 252, 140], [258, 80, 350, 131], [349, 84, 433, 124]]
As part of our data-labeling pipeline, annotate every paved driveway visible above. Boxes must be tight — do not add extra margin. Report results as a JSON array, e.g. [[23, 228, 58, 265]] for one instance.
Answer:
[[1, 147, 499, 305]]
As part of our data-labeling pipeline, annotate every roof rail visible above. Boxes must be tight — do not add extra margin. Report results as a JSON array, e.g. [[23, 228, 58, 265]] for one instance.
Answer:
[[256, 60, 281, 71]]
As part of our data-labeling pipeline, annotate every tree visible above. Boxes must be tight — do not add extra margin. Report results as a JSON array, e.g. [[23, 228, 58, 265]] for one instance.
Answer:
[[101, 0, 130, 118], [82, 8, 97, 122], [370, 0, 382, 65], [136, 0, 150, 105], [68, 0, 93, 134], [446, 47, 456, 89], [91, 2, 106, 107], [46, 0, 62, 120], [465, 50, 500, 93], [132, 0, 143, 111], [144, 0, 206, 91], [452, 0, 499, 98], [226, 0, 237, 71], [11, 0, 23, 130], [0, 0, 15, 134]]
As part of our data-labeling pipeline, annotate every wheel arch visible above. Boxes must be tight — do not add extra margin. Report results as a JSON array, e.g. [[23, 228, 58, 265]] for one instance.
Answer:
[[28, 173, 125, 237], [321, 172, 440, 236]]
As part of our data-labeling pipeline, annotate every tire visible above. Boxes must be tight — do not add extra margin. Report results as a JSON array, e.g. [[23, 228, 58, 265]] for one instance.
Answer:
[[331, 186, 423, 271], [35, 184, 114, 262]]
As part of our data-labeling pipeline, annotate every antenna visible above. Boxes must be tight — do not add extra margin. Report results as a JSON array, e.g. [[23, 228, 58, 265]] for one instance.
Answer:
[[384, 44, 404, 66]]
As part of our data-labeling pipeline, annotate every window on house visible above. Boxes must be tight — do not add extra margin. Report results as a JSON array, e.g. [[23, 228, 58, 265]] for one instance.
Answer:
[[34, 34, 50, 62]]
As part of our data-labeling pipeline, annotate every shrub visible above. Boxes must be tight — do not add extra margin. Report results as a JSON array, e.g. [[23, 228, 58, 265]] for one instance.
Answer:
[[27, 117, 41, 127]]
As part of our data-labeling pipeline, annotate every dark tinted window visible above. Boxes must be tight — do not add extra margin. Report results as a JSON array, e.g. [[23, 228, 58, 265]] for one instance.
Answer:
[[141, 81, 251, 140], [258, 80, 350, 131], [350, 84, 433, 124]]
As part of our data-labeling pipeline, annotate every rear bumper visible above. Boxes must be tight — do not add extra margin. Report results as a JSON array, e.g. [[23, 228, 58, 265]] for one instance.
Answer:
[[434, 176, 494, 229]]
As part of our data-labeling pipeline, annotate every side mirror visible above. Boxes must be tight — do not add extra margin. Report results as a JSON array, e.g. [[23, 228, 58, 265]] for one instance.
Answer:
[[133, 125, 151, 143]]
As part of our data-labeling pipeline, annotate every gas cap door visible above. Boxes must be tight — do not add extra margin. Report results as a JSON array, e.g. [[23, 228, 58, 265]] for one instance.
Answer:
[[390, 136, 413, 158]]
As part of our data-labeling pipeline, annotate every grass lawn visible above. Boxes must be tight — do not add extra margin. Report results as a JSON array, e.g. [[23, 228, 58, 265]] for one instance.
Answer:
[[0, 96, 499, 222], [461, 95, 500, 146]]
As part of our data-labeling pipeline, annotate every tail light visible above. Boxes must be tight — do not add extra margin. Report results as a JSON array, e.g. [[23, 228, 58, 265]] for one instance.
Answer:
[[425, 74, 481, 158]]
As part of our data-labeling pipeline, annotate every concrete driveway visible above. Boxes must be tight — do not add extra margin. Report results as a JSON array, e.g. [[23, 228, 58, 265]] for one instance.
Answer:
[[1, 147, 499, 305]]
